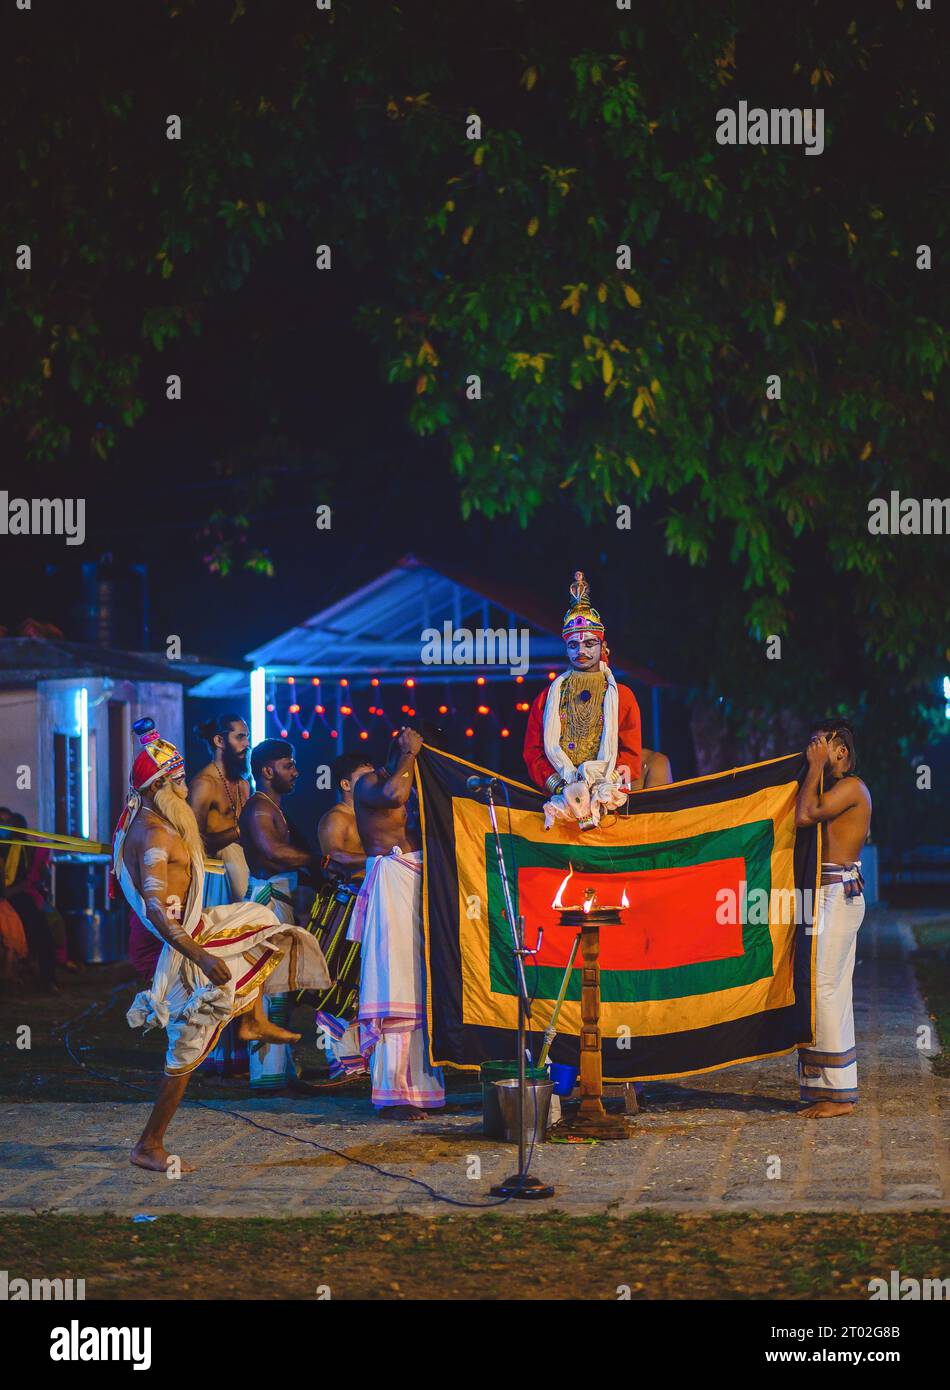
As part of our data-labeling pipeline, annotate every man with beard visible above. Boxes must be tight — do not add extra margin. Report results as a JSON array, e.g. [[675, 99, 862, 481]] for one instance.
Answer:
[[114, 719, 329, 1171], [795, 721, 872, 1118], [349, 726, 445, 1118], [188, 714, 252, 903], [239, 739, 320, 1091], [524, 570, 642, 827], [188, 715, 253, 1077]]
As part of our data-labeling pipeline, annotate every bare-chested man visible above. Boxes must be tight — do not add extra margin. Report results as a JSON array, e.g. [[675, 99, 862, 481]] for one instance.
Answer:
[[114, 720, 328, 1171], [349, 727, 444, 1118], [318, 753, 373, 881], [795, 721, 872, 1118], [628, 747, 673, 791], [188, 714, 251, 902], [238, 739, 320, 1091]]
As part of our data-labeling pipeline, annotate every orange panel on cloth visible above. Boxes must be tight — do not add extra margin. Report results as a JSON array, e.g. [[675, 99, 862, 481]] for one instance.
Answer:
[[516, 860, 747, 971]]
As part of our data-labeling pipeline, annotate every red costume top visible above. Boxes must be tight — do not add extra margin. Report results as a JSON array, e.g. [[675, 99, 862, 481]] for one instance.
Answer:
[[523, 680, 643, 790]]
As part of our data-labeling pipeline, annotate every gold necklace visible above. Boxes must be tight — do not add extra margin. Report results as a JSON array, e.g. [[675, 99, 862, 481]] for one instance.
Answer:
[[559, 671, 607, 763]]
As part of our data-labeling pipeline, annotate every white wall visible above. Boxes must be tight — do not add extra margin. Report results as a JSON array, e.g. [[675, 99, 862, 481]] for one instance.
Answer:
[[0, 688, 40, 825]]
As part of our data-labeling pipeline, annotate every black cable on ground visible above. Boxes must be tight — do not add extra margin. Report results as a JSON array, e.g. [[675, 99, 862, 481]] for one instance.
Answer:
[[60, 984, 543, 1212]]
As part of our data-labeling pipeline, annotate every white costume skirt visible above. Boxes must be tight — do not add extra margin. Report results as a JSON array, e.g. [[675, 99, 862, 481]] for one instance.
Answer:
[[797, 882, 865, 1104]]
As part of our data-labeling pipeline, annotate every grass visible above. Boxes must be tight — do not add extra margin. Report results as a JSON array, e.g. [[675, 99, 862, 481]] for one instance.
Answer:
[[3, 916, 948, 1302], [910, 916, 950, 1077], [0, 1210, 947, 1300]]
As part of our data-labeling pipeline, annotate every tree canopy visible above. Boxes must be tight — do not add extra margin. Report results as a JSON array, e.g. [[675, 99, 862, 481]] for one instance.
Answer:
[[4, 0, 947, 699]]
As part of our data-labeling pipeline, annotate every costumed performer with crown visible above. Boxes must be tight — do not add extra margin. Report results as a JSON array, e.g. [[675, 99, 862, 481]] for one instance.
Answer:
[[523, 571, 642, 829], [112, 718, 330, 1172]]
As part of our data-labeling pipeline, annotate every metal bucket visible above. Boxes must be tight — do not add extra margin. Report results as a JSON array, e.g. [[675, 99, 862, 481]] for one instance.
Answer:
[[493, 1078, 554, 1144]]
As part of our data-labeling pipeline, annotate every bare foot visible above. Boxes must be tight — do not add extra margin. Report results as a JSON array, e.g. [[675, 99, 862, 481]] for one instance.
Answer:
[[799, 1100, 856, 1119], [236, 1015, 301, 1046], [130, 1143, 195, 1173]]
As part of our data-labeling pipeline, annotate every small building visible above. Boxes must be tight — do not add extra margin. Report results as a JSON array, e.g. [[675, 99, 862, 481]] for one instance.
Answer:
[[189, 555, 680, 829], [0, 638, 188, 841]]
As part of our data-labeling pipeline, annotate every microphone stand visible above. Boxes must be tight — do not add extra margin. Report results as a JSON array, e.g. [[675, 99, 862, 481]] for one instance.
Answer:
[[477, 779, 555, 1200]]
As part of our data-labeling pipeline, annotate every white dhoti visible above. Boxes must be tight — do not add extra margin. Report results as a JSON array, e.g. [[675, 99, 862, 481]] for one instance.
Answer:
[[126, 899, 330, 1076], [245, 872, 301, 1091], [798, 875, 865, 1105], [348, 847, 444, 1110], [199, 845, 252, 1076]]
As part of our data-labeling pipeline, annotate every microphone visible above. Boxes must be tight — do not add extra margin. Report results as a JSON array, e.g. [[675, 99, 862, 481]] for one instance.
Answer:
[[466, 774, 499, 791]]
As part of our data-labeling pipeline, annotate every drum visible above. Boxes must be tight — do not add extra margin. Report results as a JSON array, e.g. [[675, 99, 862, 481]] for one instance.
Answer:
[[300, 875, 361, 1019]]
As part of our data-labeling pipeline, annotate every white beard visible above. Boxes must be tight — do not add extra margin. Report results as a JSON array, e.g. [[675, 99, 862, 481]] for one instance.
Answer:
[[154, 784, 204, 865]]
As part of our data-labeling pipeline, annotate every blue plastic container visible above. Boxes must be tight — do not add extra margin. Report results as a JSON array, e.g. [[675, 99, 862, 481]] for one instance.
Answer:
[[549, 1063, 579, 1096]]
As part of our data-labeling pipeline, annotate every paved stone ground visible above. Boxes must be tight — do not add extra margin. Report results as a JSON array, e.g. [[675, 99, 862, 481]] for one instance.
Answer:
[[1, 907, 946, 1218]]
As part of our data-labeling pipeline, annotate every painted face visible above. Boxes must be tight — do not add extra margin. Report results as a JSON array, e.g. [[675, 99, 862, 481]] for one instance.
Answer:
[[565, 633, 603, 672]]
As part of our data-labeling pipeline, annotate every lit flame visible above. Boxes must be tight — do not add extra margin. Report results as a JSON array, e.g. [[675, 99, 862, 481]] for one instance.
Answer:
[[551, 864, 574, 911], [551, 869, 631, 913]]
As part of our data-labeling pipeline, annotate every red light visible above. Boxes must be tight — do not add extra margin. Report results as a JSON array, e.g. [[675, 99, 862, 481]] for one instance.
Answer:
[[330, 730, 338, 739], [371, 678, 380, 687], [301, 730, 310, 740], [477, 705, 489, 715], [438, 705, 448, 715], [359, 730, 369, 741], [407, 708, 416, 716], [405, 678, 415, 688], [377, 710, 385, 717], [266, 703, 274, 713], [401, 704, 410, 714], [340, 678, 349, 687], [311, 677, 320, 686], [287, 677, 295, 685], [289, 703, 300, 714], [465, 727, 474, 737], [341, 705, 352, 716], [280, 729, 288, 738], [515, 675, 524, 684], [369, 705, 376, 715], [476, 676, 486, 686], [316, 704, 325, 714], [548, 671, 556, 680], [501, 728, 510, 737]]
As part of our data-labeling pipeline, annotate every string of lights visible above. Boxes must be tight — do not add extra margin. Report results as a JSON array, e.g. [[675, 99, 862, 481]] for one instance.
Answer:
[[261, 670, 561, 748]]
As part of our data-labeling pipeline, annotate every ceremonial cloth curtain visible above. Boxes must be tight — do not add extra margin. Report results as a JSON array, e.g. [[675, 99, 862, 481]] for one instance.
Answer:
[[417, 747, 819, 1081]]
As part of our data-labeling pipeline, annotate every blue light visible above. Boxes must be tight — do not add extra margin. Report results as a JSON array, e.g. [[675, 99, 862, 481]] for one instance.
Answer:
[[250, 667, 266, 748], [76, 687, 90, 838]]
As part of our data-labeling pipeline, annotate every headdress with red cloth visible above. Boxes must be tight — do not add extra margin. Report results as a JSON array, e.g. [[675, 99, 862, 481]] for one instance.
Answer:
[[110, 718, 185, 897]]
